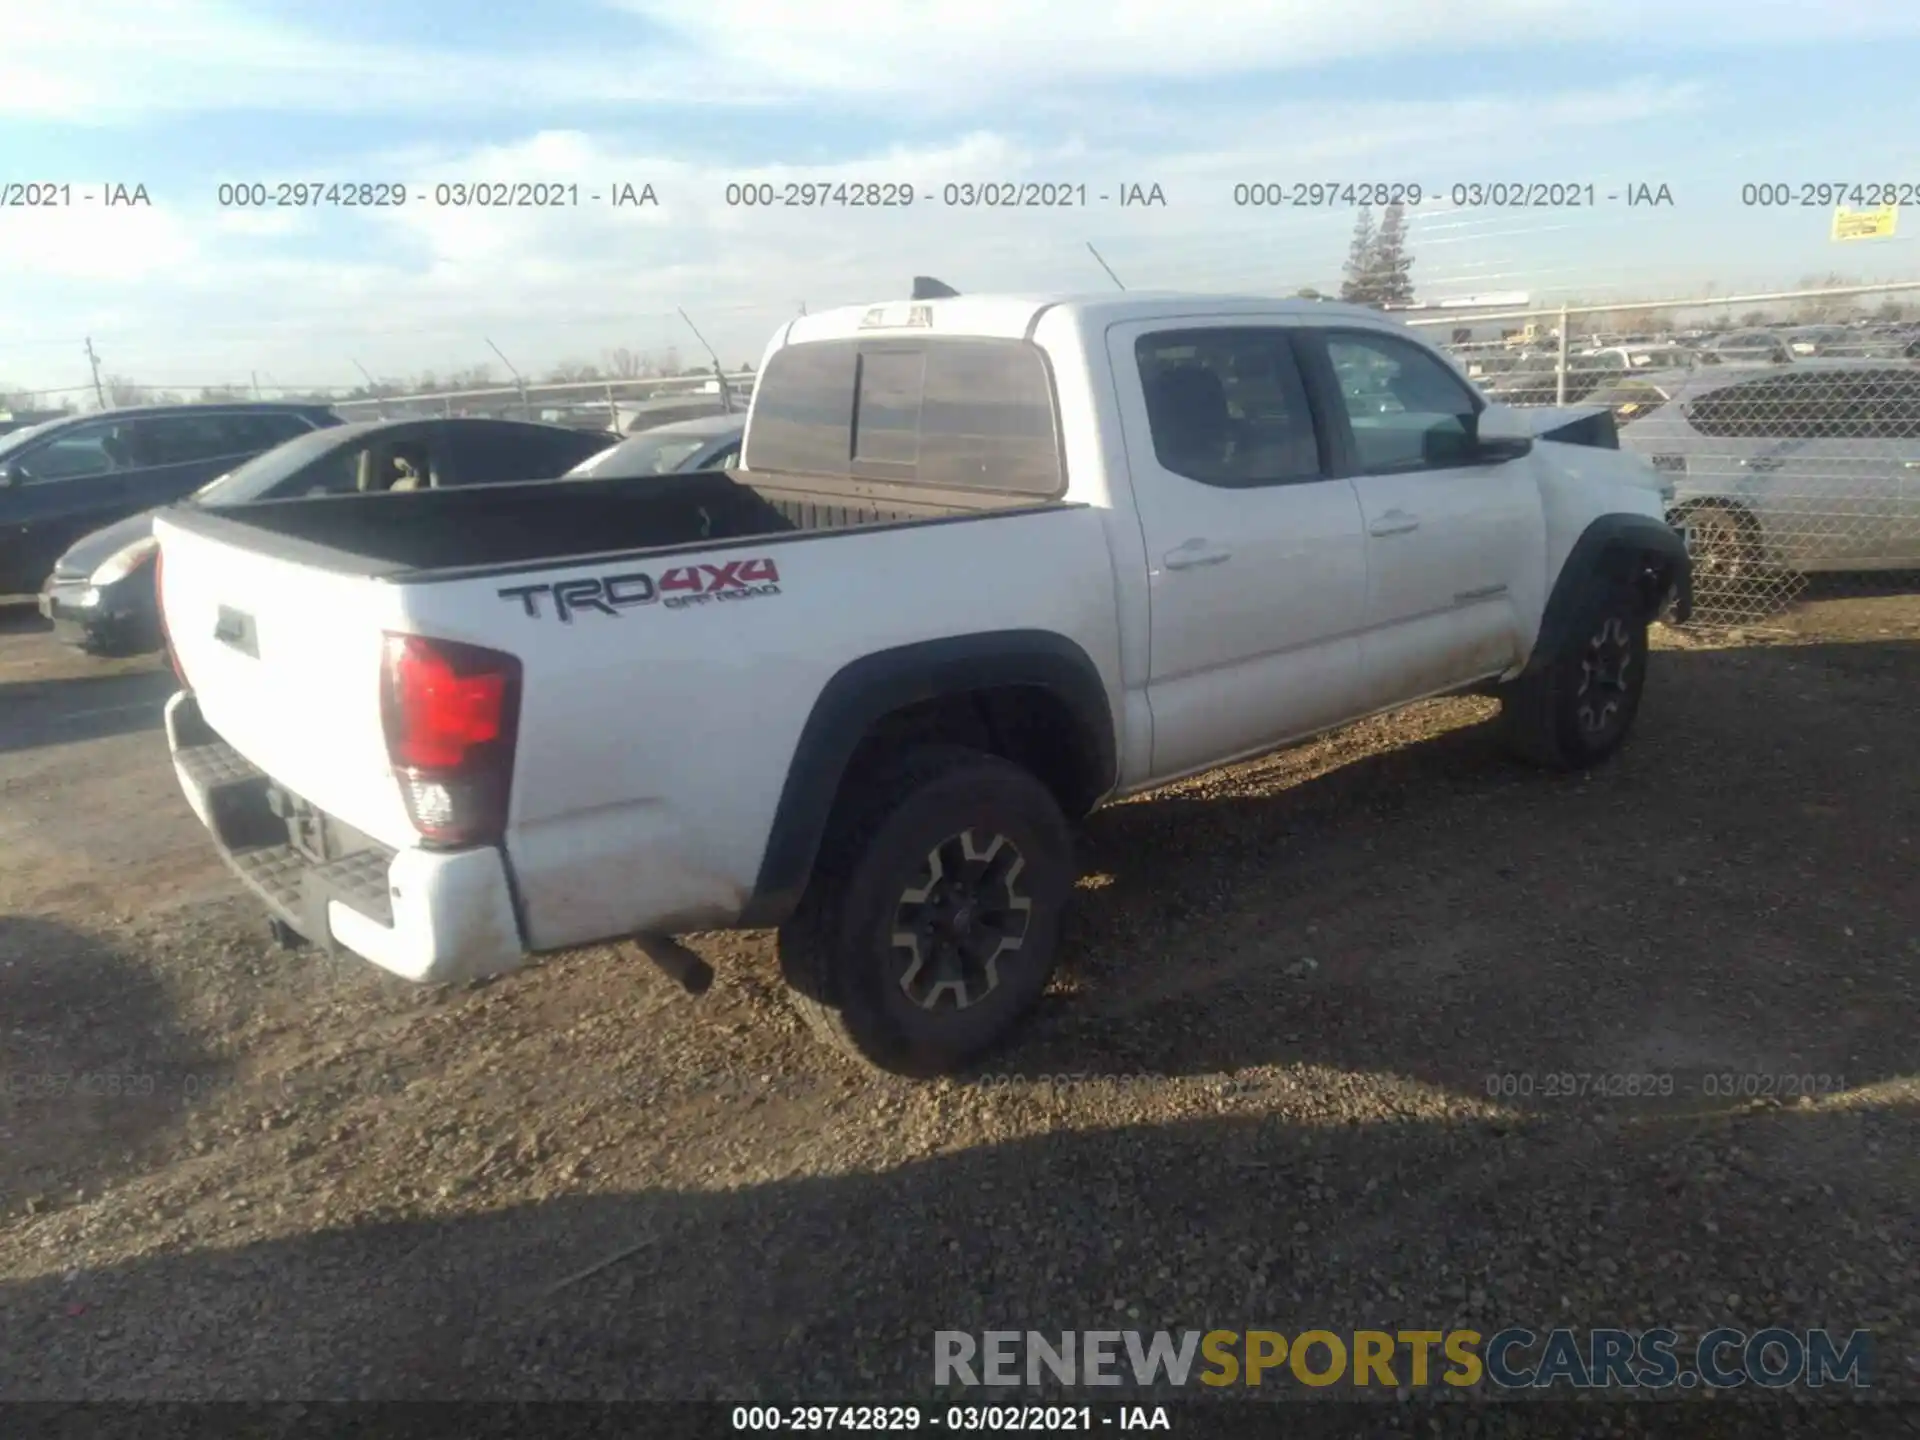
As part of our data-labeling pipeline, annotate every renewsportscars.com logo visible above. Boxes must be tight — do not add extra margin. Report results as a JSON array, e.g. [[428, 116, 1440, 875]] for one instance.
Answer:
[[934, 1328, 1873, 1391]]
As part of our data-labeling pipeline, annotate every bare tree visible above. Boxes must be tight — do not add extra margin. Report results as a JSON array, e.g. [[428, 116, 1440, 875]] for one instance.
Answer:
[[1791, 273, 1857, 323], [603, 347, 645, 380], [197, 384, 250, 402], [446, 364, 494, 391], [103, 374, 146, 407], [546, 359, 603, 383]]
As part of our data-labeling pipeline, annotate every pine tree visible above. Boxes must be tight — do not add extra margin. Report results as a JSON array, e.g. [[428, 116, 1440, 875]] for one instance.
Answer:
[[1371, 203, 1416, 308], [1339, 207, 1378, 304]]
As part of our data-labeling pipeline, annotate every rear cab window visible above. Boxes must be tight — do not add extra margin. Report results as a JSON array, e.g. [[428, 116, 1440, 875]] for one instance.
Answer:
[[744, 337, 1064, 496]]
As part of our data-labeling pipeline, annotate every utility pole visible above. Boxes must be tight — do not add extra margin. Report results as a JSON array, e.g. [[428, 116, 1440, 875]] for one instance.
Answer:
[[84, 338, 106, 409]]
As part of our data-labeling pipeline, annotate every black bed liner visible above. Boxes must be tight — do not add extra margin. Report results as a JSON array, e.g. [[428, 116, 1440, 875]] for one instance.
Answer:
[[159, 467, 1076, 582]]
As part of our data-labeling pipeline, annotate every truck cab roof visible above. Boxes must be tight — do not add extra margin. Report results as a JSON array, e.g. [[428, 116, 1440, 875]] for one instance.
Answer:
[[781, 292, 1395, 345]]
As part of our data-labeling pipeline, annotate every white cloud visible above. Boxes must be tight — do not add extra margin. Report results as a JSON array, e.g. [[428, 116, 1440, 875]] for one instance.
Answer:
[[0, 0, 774, 121], [612, 0, 1920, 105], [4, 0, 1915, 122]]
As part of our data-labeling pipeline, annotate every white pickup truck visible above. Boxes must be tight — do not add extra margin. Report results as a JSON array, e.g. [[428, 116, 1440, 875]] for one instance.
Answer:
[[153, 292, 1689, 1075]]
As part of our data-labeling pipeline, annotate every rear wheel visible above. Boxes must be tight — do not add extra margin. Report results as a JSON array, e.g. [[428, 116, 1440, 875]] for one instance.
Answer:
[[1499, 580, 1650, 770], [777, 745, 1074, 1076]]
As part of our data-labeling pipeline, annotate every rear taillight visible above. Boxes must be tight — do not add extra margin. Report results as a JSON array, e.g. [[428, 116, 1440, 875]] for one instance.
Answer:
[[379, 633, 522, 847], [154, 546, 187, 689]]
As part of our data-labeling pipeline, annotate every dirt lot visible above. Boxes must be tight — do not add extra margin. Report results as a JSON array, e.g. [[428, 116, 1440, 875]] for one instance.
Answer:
[[1, 591, 1916, 1405]]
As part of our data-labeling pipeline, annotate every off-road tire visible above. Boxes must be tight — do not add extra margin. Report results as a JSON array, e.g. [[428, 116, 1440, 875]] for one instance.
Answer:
[[1498, 579, 1650, 770], [777, 744, 1074, 1076]]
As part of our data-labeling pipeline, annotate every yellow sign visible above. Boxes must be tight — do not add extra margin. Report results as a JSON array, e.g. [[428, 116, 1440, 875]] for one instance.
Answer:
[[1832, 205, 1897, 241]]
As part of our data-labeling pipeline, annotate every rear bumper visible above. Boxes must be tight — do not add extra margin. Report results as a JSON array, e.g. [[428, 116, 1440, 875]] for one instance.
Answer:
[[164, 690, 526, 985], [41, 574, 161, 652]]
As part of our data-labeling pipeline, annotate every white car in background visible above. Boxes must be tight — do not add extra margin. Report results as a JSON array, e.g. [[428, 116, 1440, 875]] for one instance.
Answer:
[[1618, 360, 1920, 584]]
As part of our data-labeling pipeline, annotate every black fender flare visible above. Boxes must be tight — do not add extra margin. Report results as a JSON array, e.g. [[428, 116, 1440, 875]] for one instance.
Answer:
[[1524, 513, 1692, 675], [738, 630, 1118, 928]]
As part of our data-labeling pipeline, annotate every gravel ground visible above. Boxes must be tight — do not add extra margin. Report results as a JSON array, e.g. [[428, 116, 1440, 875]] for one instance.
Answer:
[[0, 590, 1916, 1409]]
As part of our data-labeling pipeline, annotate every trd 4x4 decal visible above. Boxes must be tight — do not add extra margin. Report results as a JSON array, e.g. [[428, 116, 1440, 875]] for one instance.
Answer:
[[499, 558, 781, 623]]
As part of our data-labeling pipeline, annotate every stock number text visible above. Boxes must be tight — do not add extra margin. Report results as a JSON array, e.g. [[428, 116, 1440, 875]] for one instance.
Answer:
[[1234, 182, 1423, 207], [217, 182, 409, 208], [1741, 182, 1919, 207], [724, 182, 916, 208]]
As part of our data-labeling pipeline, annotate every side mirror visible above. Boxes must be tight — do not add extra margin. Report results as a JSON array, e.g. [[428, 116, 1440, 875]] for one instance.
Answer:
[[1473, 404, 1535, 463], [0, 461, 21, 487]]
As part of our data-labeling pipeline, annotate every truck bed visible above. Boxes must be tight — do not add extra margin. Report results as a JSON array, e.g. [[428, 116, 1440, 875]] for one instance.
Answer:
[[168, 468, 1066, 579]]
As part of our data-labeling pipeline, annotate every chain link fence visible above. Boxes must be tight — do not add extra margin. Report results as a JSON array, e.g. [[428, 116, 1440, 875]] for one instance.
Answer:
[[1406, 282, 1920, 627], [325, 368, 757, 432]]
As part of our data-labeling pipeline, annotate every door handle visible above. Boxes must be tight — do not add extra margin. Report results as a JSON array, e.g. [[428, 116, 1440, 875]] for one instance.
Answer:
[[1163, 540, 1232, 570], [1904, 461, 1920, 470], [1368, 510, 1421, 537], [1740, 458, 1784, 472]]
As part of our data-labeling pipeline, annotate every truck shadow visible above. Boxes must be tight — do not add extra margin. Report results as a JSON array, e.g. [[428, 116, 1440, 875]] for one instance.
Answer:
[[0, 916, 227, 1220], [0, 1100, 1910, 1401], [0, 598, 51, 634], [0, 669, 174, 756], [1021, 638, 1920, 1107]]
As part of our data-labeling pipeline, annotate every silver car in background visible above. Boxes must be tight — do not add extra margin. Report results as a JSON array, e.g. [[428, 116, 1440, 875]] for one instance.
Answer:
[[562, 411, 745, 479]]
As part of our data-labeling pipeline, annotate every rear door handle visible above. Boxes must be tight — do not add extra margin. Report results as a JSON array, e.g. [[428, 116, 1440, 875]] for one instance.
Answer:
[[1163, 540, 1232, 570], [1740, 458, 1785, 472], [1903, 460, 1920, 470], [1368, 510, 1421, 537]]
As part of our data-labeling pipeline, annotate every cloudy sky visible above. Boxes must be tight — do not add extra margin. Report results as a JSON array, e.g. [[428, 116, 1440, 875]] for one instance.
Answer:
[[2, 0, 1917, 400]]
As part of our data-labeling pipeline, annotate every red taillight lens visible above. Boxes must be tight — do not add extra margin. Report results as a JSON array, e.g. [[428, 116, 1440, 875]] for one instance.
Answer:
[[380, 633, 521, 846], [383, 635, 507, 767]]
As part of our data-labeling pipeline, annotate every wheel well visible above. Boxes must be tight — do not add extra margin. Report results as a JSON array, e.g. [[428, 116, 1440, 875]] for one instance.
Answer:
[[1595, 540, 1687, 623], [849, 686, 1109, 821]]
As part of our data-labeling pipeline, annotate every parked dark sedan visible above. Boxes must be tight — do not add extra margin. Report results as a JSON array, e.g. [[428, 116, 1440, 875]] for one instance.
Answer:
[[40, 415, 617, 654], [0, 402, 341, 597]]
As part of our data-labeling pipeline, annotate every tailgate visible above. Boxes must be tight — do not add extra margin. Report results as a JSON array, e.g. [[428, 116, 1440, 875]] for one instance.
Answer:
[[155, 513, 415, 849]]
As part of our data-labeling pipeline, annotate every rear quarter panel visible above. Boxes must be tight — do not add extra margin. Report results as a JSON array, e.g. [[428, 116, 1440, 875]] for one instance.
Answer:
[[397, 508, 1125, 949]]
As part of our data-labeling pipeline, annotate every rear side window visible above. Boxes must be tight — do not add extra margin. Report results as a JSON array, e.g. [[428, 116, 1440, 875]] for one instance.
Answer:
[[746, 337, 1063, 495], [1134, 328, 1322, 487], [454, 425, 609, 485], [1684, 371, 1918, 440], [137, 411, 308, 466], [222, 411, 315, 450]]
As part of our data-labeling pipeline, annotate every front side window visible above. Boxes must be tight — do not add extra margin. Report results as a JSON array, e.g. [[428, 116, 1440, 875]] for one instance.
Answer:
[[10, 419, 140, 483], [1319, 330, 1479, 473], [1134, 328, 1322, 487]]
